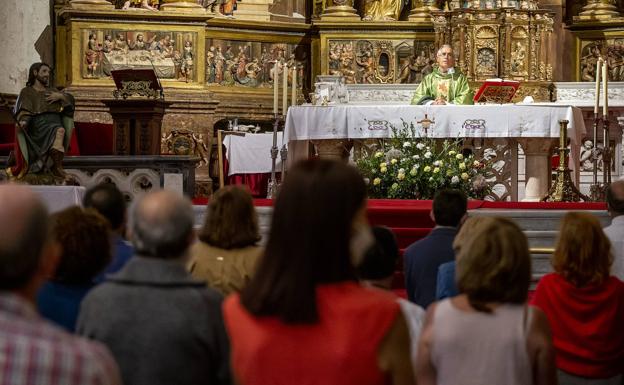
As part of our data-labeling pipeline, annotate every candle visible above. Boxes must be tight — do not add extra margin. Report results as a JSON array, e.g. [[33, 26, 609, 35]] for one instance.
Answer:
[[603, 61, 609, 117], [291, 65, 297, 107], [282, 62, 288, 115], [273, 62, 278, 115], [594, 58, 602, 115]]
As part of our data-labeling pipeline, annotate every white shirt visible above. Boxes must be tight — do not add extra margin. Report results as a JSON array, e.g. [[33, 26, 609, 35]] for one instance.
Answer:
[[604, 215, 624, 281]]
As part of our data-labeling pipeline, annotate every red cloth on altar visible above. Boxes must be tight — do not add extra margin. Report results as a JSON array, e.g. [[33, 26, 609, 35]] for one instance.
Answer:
[[223, 282, 399, 385], [531, 273, 624, 378]]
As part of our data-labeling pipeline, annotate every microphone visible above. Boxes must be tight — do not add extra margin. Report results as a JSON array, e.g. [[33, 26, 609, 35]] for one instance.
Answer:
[[448, 67, 455, 102]]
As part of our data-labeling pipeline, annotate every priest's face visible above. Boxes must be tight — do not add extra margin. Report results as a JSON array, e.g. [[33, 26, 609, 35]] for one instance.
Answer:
[[437, 47, 455, 73]]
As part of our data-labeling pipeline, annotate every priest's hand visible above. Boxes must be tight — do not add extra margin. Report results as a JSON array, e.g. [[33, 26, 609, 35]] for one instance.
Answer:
[[432, 97, 447, 105]]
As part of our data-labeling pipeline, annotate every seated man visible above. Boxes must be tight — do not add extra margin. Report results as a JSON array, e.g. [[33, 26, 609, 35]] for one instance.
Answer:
[[411, 45, 474, 105], [9, 62, 75, 180]]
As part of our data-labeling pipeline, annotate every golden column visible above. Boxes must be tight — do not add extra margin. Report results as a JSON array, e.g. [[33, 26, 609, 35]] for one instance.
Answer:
[[160, 0, 206, 12], [320, 0, 360, 20], [68, 0, 114, 9]]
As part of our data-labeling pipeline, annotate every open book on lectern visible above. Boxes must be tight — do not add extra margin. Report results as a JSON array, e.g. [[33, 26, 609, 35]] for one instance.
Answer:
[[473, 79, 520, 104]]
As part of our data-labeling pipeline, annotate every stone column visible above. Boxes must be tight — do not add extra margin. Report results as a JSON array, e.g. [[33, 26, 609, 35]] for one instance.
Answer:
[[160, 0, 206, 12], [68, 0, 114, 9], [518, 138, 557, 202], [311, 139, 353, 161], [320, 0, 360, 21]]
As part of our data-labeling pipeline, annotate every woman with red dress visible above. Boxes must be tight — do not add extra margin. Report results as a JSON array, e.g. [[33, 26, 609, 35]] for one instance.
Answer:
[[531, 212, 624, 385], [223, 159, 414, 385]]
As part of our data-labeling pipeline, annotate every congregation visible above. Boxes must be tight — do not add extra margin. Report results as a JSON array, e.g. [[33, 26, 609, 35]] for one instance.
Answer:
[[0, 158, 623, 385]]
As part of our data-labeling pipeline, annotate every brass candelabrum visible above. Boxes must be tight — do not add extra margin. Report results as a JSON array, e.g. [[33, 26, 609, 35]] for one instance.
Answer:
[[589, 113, 612, 201], [267, 113, 286, 199], [543, 120, 589, 202]]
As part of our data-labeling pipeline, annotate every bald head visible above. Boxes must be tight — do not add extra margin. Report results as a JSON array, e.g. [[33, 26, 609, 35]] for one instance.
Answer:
[[0, 184, 49, 290], [607, 180, 624, 217], [129, 190, 194, 259]]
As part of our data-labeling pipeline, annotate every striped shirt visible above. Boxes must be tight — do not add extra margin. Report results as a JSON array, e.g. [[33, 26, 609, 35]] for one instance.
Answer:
[[0, 293, 121, 385]]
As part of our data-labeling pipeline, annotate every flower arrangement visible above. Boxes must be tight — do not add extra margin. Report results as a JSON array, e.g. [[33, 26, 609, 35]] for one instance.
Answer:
[[356, 121, 491, 199]]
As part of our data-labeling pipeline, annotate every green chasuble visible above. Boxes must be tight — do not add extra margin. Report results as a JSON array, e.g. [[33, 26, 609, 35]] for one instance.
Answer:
[[410, 68, 474, 105]]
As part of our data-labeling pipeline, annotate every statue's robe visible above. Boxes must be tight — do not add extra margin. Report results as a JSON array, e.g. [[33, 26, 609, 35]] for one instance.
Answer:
[[9, 86, 74, 178], [411, 68, 474, 105]]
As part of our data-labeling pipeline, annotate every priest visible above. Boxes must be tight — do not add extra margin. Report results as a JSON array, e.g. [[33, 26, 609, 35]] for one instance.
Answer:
[[411, 45, 474, 105]]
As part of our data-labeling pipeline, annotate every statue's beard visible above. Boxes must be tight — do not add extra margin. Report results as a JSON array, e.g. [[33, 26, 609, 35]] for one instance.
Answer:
[[36, 75, 49, 87]]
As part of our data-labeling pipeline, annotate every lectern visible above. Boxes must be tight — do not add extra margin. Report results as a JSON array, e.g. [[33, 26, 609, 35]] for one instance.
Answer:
[[103, 69, 172, 155]]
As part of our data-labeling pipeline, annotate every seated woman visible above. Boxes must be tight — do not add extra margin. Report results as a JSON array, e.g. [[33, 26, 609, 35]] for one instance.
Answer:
[[188, 185, 262, 296], [37, 206, 111, 331], [223, 159, 414, 385], [531, 212, 624, 385], [416, 217, 556, 385]]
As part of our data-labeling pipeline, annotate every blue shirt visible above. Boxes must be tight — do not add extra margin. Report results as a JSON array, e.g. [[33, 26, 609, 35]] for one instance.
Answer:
[[94, 235, 133, 283], [436, 261, 458, 300], [37, 281, 94, 331]]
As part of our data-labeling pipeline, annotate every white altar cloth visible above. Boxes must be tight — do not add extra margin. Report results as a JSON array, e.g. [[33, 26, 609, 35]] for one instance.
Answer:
[[285, 104, 586, 142], [29, 186, 86, 213], [223, 133, 284, 176]]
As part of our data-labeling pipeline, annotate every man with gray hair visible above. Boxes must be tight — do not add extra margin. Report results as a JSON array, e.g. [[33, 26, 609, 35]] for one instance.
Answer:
[[604, 180, 624, 280], [0, 184, 121, 385], [77, 190, 231, 385], [411, 44, 474, 105]]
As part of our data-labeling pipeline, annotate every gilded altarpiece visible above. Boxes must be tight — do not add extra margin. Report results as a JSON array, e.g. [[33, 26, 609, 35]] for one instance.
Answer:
[[432, 7, 554, 101], [574, 31, 624, 82], [317, 24, 435, 84]]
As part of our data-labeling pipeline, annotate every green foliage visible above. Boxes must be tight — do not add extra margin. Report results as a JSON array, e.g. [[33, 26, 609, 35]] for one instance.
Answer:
[[356, 120, 491, 199]]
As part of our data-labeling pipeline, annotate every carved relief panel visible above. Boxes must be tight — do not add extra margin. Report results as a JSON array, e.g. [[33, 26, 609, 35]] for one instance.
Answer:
[[577, 37, 624, 81], [79, 28, 200, 82], [324, 37, 436, 84], [205, 39, 309, 89]]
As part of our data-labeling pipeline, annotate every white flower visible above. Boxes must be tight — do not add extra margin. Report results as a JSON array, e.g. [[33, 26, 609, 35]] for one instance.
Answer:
[[398, 168, 405, 173], [380, 167, 387, 173], [424, 166, 432, 172], [424, 151, 432, 159], [380, 162, 387, 168], [373, 177, 381, 186], [391, 159, 398, 165], [433, 167, 440, 174], [416, 143, 425, 150], [448, 150, 457, 156], [410, 167, 417, 176], [456, 153, 464, 160], [412, 155, 420, 160], [451, 175, 460, 184], [461, 172, 469, 180], [433, 160, 440, 166], [429, 177, 434, 182], [391, 182, 399, 190], [397, 173, 405, 181], [403, 142, 412, 148], [459, 162, 466, 170], [374, 151, 384, 158], [473, 160, 481, 167]]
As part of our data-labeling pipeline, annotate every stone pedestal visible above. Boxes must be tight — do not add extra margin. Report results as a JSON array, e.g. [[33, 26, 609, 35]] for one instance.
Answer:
[[518, 138, 558, 202], [320, 0, 360, 20], [159, 0, 205, 13], [233, 0, 274, 21], [68, 0, 114, 9]]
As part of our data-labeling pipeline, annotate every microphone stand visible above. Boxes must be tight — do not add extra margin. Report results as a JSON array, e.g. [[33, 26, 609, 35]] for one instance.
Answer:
[[267, 113, 283, 199]]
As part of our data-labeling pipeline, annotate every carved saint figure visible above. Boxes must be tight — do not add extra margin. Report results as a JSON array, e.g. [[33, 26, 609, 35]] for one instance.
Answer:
[[8, 62, 75, 180], [113, 33, 128, 52], [180, 40, 194, 82], [85, 33, 102, 78], [128, 34, 148, 51], [362, 0, 404, 21], [510, 42, 526, 73]]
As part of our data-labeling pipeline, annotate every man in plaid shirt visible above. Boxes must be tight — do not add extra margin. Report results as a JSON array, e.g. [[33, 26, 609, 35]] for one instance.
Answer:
[[0, 184, 122, 385]]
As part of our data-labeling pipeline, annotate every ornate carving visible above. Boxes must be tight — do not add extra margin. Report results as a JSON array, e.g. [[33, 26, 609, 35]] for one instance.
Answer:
[[81, 29, 198, 82], [161, 129, 210, 167], [579, 38, 624, 82], [328, 39, 435, 84]]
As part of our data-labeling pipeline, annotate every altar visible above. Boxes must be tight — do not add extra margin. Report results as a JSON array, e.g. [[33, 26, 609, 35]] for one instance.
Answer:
[[285, 104, 586, 201]]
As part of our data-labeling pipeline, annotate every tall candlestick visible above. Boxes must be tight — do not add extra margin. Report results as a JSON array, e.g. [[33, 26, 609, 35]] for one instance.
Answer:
[[273, 62, 278, 115], [291, 65, 297, 107], [594, 58, 602, 115], [603, 61, 609, 117], [282, 63, 288, 115]]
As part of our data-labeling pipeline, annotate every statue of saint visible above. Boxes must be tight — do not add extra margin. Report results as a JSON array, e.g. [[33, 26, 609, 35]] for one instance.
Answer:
[[362, 0, 404, 21], [411, 45, 474, 105], [8, 63, 75, 180]]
